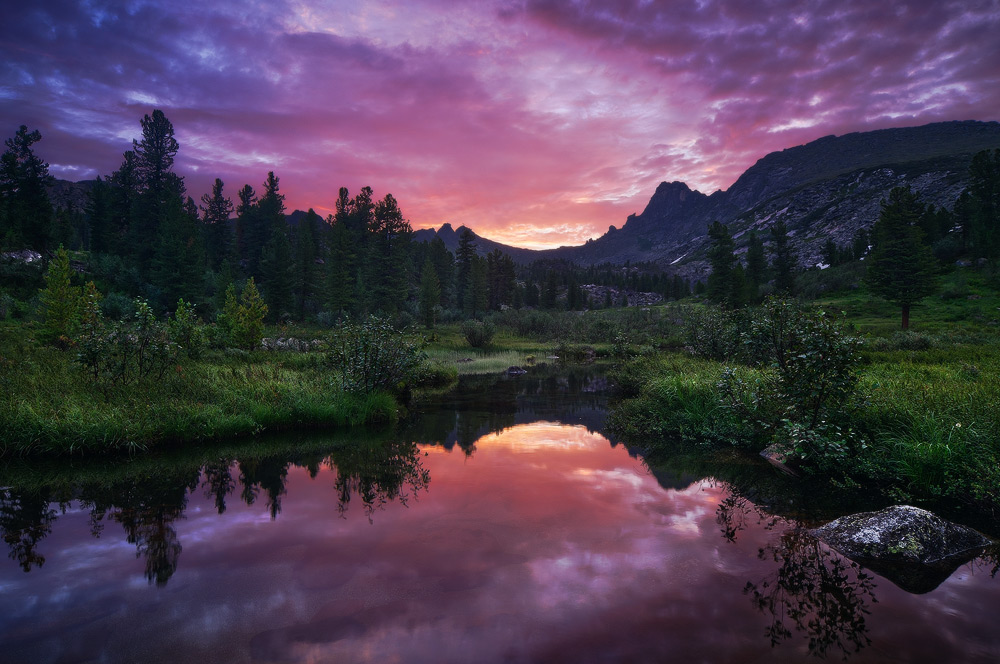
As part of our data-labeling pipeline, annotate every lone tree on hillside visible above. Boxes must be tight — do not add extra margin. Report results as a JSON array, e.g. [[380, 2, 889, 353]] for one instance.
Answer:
[[865, 186, 939, 330]]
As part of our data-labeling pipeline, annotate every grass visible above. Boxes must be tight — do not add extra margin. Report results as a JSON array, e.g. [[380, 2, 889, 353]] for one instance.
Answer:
[[607, 268, 1000, 516], [0, 323, 399, 457]]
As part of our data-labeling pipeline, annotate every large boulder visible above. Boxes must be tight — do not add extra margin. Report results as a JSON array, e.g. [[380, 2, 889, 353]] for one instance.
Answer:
[[812, 505, 994, 593]]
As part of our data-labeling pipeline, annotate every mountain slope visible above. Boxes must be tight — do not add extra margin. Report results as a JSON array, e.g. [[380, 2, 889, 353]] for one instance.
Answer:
[[546, 120, 1000, 277]]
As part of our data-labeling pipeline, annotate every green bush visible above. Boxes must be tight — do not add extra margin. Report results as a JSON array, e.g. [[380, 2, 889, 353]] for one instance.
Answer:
[[461, 319, 495, 348], [328, 316, 425, 395], [168, 298, 206, 358], [721, 298, 865, 466], [76, 291, 178, 400]]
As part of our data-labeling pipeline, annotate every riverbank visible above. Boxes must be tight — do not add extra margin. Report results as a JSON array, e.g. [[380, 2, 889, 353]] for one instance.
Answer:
[[0, 323, 401, 457], [608, 326, 1000, 515]]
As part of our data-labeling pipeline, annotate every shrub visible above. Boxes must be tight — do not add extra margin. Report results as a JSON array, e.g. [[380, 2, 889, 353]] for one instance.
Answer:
[[684, 305, 742, 361], [100, 292, 136, 320], [328, 316, 426, 395], [76, 292, 178, 400], [720, 298, 865, 466], [461, 319, 495, 348], [217, 279, 268, 351], [167, 298, 205, 358]]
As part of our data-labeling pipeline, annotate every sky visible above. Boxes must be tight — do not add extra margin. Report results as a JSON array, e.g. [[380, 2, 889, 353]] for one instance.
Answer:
[[2, 1, 998, 249]]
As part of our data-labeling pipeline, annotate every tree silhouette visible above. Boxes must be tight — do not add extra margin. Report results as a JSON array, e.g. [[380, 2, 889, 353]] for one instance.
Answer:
[[865, 186, 938, 330]]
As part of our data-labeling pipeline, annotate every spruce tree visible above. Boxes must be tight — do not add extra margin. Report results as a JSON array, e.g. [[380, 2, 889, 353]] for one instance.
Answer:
[[865, 186, 939, 330], [418, 257, 441, 328], [201, 178, 234, 270], [455, 229, 477, 311], [770, 220, 798, 295], [0, 125, 53, 250], [39, 245, 80, 342], [745, 230, 766, 301], [706, 221, 737, 306]]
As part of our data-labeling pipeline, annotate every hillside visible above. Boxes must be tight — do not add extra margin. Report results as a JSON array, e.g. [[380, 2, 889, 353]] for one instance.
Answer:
[[546, 120, 1000, 278]]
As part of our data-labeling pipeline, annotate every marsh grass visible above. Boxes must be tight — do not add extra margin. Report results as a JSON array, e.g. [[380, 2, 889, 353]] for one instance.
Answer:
[[610, 317, 1000, 512], [0, 323, 398, 457], [424, 348, 537, 375]]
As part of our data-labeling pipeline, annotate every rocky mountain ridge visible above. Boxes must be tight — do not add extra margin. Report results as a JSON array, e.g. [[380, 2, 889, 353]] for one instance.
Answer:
[[415, 120, 1000, 278]]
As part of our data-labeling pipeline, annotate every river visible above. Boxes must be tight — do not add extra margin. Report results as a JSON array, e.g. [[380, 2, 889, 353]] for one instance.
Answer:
[[1, 368, 998, 662]]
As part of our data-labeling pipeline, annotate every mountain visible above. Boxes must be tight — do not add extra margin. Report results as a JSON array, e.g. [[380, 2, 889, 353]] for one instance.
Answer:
[[545, 120, 1000, 278], [412, 222, 539, 263]]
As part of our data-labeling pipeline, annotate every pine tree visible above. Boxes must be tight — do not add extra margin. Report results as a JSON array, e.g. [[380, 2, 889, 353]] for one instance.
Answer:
[[418, 257, 441, 328], [292, 209, 321, 320], [39, 245, 80, 342], [201, 178, 234, 270], [706, 221, 738, 306], [965, 149, 1000, 262], [865, 186, 939, 330], [455, 229, 477, 311], [130, 110, 184, 273], [770, 220, 798, 295], [0, 125, 53, 250], [428, 237, 455, 308], [745, 230, 766, 301]]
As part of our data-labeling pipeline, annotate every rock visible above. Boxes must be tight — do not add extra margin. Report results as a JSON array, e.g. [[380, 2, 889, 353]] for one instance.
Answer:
[[812, 505, 994, 593], [506, 366, 527, 376]]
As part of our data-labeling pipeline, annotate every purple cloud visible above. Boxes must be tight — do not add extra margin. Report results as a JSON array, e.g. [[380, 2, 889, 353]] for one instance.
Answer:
[[1, 0, 996, 247]]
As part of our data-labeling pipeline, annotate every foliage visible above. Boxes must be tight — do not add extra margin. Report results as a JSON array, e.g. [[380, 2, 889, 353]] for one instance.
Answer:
[[683, 305, 742, 361], [865, 186, 939, 329], [418, 257, 441, 329], [75, 295, 178, 400], [38, 245, 80, 343], [167, 298, 205, 358], [719, 299, 864, 466], [219, 278, 268, 351], [461, 319, 496, 348], [328, 316, 426, 395]]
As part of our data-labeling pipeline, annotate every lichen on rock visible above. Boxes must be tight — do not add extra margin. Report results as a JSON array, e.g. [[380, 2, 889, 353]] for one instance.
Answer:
[[812, 505, 992, 565]]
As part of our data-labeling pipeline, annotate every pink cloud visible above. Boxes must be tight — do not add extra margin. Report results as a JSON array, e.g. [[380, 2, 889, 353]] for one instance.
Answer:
[[1, 0, 997, 248]]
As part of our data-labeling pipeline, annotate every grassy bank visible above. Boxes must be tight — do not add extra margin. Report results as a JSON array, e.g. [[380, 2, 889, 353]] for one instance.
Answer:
[[0, 323, 399, 456], [608, 272, 1000, 515]]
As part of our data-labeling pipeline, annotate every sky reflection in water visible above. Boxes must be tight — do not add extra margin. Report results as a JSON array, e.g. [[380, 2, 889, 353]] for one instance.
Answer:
[[1, 421, 999, 663]]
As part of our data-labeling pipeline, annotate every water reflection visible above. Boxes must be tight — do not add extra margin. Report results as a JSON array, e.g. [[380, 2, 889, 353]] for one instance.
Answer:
[[1, 371, 999, 663], [0, 437, 429, 586], [0, 487, 61, 572]]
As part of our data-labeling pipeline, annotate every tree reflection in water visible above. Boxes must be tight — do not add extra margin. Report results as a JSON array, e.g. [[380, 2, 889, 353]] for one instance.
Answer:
[[717, 489, 877, 658], [0, 487, 62, 572], [328, 440, 430, 522], [745, 528, 877, 658], [0, 437, 429, 586]]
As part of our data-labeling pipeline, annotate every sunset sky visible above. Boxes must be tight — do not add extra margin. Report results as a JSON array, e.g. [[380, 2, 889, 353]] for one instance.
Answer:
[[2, 1, 998, 249]]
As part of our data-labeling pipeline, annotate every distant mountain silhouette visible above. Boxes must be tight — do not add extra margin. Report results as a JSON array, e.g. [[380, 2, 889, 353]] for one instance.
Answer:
[[416, 120, 1000, 277]]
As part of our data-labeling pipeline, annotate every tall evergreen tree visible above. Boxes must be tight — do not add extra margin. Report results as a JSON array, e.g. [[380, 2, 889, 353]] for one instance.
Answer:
[[965, 149, 1000, 262], [465, 255, 488, 318], [745, 230, 766, 301], [428, 237, 455, 308], [366, 193, 412, 315], [201, 178, 234, 270], [0, 125, 53, 250], [292, 209, 321, 319], [486, 249, 515, 310], [130, 110, 184, 273], [455, 229, 477, 311], [706, 221, 739, 306], [769, 220, 798, 295], [865, 186, 939, 330], [418, 257, 441, 329]]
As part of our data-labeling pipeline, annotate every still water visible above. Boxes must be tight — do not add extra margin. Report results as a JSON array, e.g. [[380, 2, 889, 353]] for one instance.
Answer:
[[1, 370, 998, 663]]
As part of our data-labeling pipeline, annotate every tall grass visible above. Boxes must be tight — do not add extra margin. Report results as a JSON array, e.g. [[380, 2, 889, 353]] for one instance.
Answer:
[[0, 323, 398, 457]]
